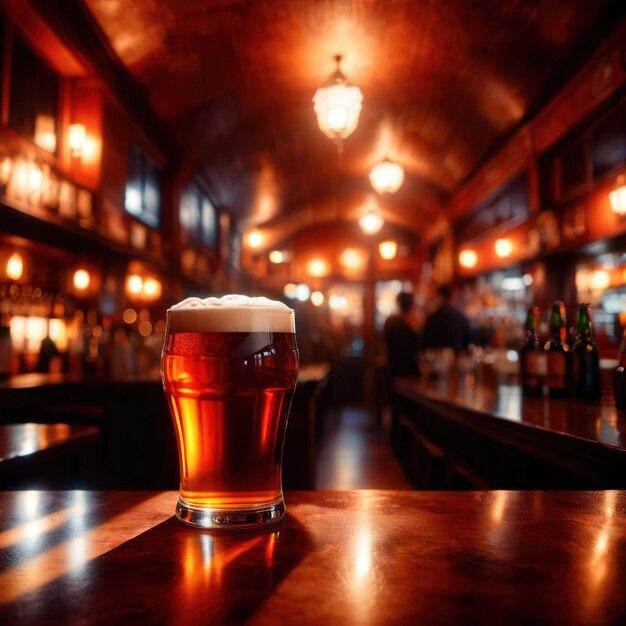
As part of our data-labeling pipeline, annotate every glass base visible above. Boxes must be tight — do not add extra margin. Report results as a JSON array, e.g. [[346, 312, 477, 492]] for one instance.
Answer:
[[175, 497, 285, 530]]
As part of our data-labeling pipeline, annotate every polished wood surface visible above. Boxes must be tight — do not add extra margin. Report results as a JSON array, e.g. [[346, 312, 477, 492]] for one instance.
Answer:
[[393, 370, 626, 489], [0, 365, 332, 490], [0, 423, 100, 464], [0, 490, 625, 624], [0, 423, 101, 485], [395, 372, 626, 452]]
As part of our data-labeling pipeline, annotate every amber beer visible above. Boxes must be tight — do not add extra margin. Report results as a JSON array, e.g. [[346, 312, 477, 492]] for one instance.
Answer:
[[161, 295, 298, 529]]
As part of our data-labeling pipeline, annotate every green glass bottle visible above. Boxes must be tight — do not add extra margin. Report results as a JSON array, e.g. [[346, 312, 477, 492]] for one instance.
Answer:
[[572, 303, 601, 401], [544, 301, 571, 398], [520, 306, 545, 395]]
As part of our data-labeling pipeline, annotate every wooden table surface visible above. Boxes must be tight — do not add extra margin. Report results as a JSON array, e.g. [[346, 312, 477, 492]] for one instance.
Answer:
[[0, 490, 625, 625]]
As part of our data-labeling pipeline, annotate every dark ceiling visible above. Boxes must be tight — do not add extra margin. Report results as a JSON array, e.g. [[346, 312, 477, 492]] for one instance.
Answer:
[[37, 0, 626, 249]]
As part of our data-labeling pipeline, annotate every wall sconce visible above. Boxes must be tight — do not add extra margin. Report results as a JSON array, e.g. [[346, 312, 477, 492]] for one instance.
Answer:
[[359, 211, 384, 234], [34, 115, 57, 153], [378, 240, 398, 260], [609, 176, 626, 215], [73, 268, 91, 291], [69, 124, 87, 159], [494, 238, 513, 258], [459, 249, 478, 268], [6, 251, 23, 280]]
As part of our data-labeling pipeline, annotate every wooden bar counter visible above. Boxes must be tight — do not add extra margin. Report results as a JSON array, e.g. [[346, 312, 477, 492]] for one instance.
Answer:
[[0, 489, 625, 624], [392, 368, 626, 489]]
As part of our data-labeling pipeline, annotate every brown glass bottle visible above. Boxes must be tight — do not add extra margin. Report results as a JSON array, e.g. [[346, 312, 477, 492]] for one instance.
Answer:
[[520, 306, 545, 395], [614, 329, 626, 412], [571, 303, 601, 401], [544, 301, 571, 398]]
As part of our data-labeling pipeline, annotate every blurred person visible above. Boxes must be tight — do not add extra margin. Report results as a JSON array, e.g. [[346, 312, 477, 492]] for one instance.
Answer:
[[423, 284, 473, 354], [383, 291, 421, 378], [36, 333, 60, 373]]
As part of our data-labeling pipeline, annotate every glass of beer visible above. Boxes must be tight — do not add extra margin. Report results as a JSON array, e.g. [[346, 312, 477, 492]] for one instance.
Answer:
[[161, 295, 299, 529]]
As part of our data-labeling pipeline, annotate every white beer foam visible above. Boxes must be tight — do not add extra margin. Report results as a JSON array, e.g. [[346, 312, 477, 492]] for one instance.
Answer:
[[166, 295, 295, 333]]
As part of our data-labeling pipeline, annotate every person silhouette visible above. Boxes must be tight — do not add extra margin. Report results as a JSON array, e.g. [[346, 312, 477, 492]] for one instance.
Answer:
[[383, 291, 421, 378]]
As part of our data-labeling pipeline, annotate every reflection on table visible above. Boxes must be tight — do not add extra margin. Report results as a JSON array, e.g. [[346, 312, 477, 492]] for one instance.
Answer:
[[0, 490, 625, 624]]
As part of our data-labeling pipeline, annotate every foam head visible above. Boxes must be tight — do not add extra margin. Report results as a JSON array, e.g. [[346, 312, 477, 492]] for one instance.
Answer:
[[166, 295, 295, 333]]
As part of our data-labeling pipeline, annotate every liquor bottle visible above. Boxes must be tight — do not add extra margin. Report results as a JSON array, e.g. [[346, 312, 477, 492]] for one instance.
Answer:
[[520, 306, 545, 395], [544, 301, 571, 398], [571, 303, 601, 401], [614, 328, 626, 412]]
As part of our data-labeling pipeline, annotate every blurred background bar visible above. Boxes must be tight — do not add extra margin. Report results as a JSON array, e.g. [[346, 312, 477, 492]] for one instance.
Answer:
[[0, 0, 626, 491]]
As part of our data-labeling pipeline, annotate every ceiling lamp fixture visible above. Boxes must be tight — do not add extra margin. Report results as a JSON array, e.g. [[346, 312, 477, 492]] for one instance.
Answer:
[[73, 268, 91, 290], [459, 249, 478, 269], [313, 55, 363, 144], [369, 158, 404, 194], [307, 258, 330, 277], [494, 238, 513, 258], [246, 230, 263, 249], [378, 240, 398, 260], [359, 211, 384, 235], [340, 248, 364, 270]]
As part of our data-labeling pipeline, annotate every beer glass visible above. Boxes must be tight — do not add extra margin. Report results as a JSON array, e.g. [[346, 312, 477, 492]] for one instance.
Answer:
[[161, 295, 299, 529]]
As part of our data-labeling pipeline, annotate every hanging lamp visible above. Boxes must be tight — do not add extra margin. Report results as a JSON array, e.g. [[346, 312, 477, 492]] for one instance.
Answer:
[[313, 55, 363, 143], [369, 158, 404, 194]]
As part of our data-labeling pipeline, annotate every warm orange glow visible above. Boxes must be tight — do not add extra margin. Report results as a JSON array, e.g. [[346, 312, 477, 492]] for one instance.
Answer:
[[81, 136, 99, 162], [269, 250, 287, 264], [143, 278, 161, 299], [459, 249, 478, 268], [138, 321, 153, 337], [73, 269, 90, 290], [34, 115, 56, 153], [6, 252, 23, 280], [590, 269, 610, 291], [378, 240, 397, 260], [313, 55, 363, 141], [369, 159, 404, 194], [340, 248, 364, 270], [311, 291, 325, 306], [494, 238, 513, 258], [127, 274, 143, 295], [283, 283, 297, 299], [123, 308, 138, 324], [0, 157, 12, 184], [69, 124, 87, 158], [0, 493, 172, 606], [49, 319, 68, 352], [246, 230, 263, 249], [610, 177, 626, 216], [359, 212, 384, 235], [307, 258, 329, 277]]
